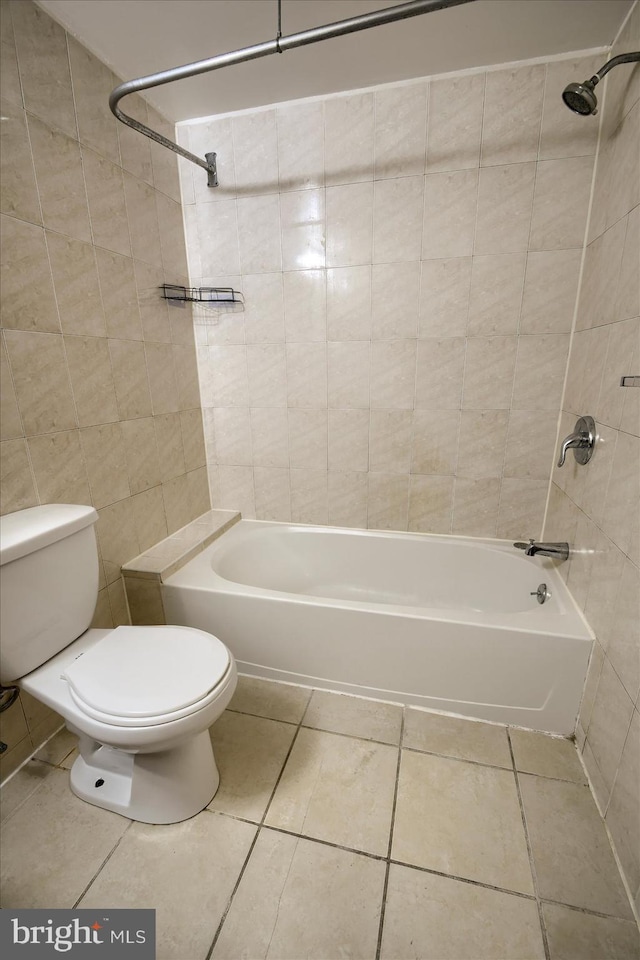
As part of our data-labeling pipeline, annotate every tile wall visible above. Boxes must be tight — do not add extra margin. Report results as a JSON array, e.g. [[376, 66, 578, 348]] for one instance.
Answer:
[[0, 0, 208, 778], [178, 50, 603, 536], [543, 2, 640, 912]]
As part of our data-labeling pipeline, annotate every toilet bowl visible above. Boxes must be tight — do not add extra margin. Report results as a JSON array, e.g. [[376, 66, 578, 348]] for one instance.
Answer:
[[0, 504, 238, 824]]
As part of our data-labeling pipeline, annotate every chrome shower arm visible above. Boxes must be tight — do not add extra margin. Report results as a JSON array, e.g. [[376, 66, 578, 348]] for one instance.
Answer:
[[109, 0, 477, 187]]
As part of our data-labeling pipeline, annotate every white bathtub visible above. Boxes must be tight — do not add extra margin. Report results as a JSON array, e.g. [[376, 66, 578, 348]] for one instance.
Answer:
[[162, 520, 594, 735]]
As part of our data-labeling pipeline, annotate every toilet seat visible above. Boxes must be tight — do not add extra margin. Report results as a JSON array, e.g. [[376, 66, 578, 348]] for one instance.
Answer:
[[62, 625, 231, 727]]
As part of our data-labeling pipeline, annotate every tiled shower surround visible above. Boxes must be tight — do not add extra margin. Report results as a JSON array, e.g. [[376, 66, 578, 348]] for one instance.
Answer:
[[178, 50, 604, 536], [544, 2, 640, 917], [0, 0, 207, 777]]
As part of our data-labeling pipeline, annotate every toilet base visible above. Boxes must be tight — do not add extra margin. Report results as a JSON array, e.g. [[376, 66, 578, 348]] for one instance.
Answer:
[[69, 729, 220, 824]]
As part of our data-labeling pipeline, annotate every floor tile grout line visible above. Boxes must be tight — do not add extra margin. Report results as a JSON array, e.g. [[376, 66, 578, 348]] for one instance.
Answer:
[[204, 825, 261, 960], [226, 706, 586, 781], [539, 896, 640, 923], [375, 709, 405, 960], [205, 700, 309, 960], [507, 728, 551, 960], [72, 820, 135, 909]]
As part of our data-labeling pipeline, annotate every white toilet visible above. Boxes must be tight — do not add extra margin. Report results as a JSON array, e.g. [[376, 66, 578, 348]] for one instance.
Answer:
[[0, 503, 237, 824]]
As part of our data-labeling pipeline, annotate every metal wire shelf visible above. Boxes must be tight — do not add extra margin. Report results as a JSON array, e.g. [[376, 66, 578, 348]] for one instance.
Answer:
[[160, 284, 243, 304]]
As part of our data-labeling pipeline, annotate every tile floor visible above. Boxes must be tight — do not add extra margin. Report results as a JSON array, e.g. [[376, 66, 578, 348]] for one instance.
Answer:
[[1, 677, 639, 960]]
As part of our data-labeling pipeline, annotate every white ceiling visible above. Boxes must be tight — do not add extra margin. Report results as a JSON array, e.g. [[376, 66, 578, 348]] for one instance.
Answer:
[[37, 0, 634, 121]]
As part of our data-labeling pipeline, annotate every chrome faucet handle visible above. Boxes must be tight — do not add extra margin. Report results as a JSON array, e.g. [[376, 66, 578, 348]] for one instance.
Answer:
[[557, 416, 596, 467]]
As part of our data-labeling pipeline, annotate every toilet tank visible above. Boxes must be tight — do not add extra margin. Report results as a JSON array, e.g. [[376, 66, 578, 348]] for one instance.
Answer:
[[0, 504, 100, 684]]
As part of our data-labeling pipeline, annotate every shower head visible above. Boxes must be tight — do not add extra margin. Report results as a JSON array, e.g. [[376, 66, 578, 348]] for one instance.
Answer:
[[562, 78, 599, 116], [561, 52, 640, 116]]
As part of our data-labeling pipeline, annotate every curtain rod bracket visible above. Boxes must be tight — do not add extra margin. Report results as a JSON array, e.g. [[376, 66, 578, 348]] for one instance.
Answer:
[[205, 152, 218, 188]]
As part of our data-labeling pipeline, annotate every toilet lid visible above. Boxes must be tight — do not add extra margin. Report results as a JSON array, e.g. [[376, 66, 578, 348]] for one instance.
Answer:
[[63, 625, 230, 722]]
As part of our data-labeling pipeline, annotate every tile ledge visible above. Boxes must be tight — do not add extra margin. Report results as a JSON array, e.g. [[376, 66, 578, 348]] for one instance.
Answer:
[[121, 510, 241, 581]]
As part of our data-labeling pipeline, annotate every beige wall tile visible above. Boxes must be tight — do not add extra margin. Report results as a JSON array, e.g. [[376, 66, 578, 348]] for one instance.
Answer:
[[80, 422, 130, 508], [327, 265, 371, 340], [328, 470, 368, 527], [0, 96, 40, 223], [408, 475, 454, 533], [497, 478, 547, 540], [145, 341, 179, 414], [0, 438, 37, 515], [503, 410, 558, 480], [373, 176, 424, 263], [246, 343, 287, 407], [123, 171, 162, 267], [1, 2, 23, 109], [82, 147, 131, 257], [418, 258, 471, 338], [67, 37, 119, 163], [452, 477, 500, 536], [130, 484, 168, 553], [290, 468, 328, 524], [28, 116, 90, 241], [11, 0, 76, 137], [326, 182, 373, 267], [0, 334, 22, 440], [27, 430, 91, 505], [254, 466, 291, 521], [370, 340, 416, 410], [277, 100, 324, 191], [370, 409, 413, 474], [481, 64, 545, 166], [327, 341, 370, 409], [325, 92, 374, 187], [237, 194, 282, 274], [520, 249, 582, 334], [368, 473, 409, 530], [47, 232, 105, 337], [96, 248, 144, 341], [96, 498, 140, 585], [108, 339, 153, 420], [250, 407, 289, 468], [422, 169, 478, 259], [375, 81, 427, 179], [280, 190, 325, 273], [4, 329, 76, 435], [288, 409, 327, 470], [121, 417, 162, 494], [457, 409, 509, 478], [328, 409, 369, 473], [0, 215, 59, 333], [467, 254, 526, 337], [286, 342, 327, 408], [412, 410, 459, 475], [415, 338, 465, 410], [605, 707, 640, 895], [427, 72, 484, 172], [124, 576, 165, 626], [529, 156, 594, 251], [212, 407, 251, 466], [372, 261, 420, 340], [462, 337, 517, 410], [475, 162, 536, 255], [283, 268, 326, 341]]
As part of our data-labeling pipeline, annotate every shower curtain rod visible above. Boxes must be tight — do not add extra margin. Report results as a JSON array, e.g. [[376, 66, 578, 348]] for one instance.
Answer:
[[109, 0, 476, 187]]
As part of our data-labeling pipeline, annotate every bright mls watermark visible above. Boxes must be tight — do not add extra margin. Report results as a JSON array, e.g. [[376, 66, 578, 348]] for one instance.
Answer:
[[0, 909, 155, 957]]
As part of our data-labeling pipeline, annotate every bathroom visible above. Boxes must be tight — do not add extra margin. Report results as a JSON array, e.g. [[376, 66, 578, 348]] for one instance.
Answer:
[[0, 0, 638, 955]]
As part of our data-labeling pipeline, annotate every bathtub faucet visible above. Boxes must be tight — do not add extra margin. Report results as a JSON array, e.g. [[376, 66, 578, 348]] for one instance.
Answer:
[[513, 539, 570, 562]]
